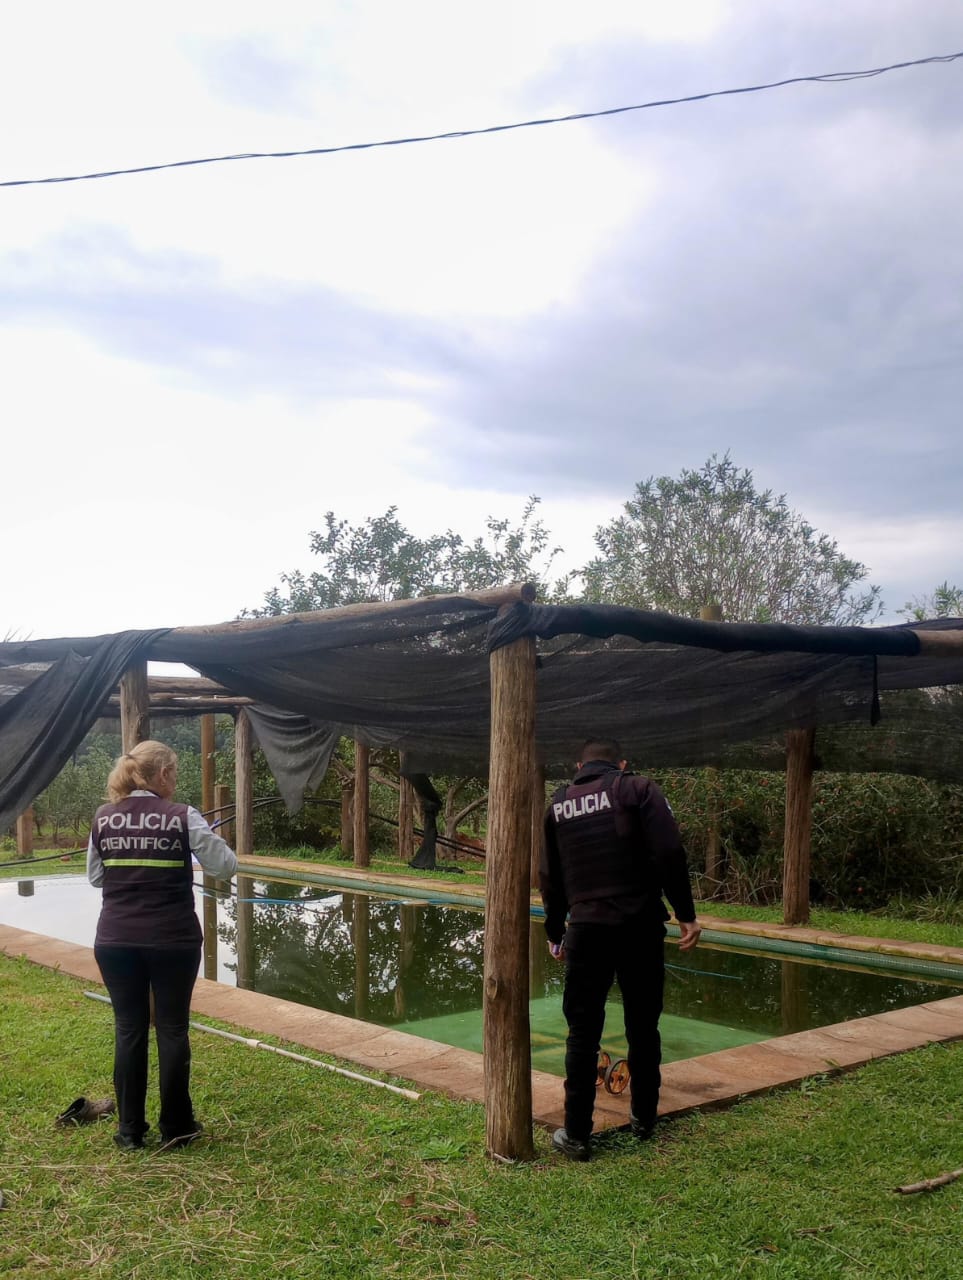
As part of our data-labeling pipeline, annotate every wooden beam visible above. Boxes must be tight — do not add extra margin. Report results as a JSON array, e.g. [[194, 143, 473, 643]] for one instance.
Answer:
[[912, 629, 963, 654], [783, 727, 816, 926], [484, 625, 537, 1162], [353, 741, 370, 868], [173, 583, 537, 639], [119, 662, 150, 751], [6, 604, 963, 668]]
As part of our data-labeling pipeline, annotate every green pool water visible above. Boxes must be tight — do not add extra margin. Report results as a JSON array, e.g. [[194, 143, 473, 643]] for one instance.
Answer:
[[2, 874, 961, 1075], [397, 995, 765, 1074]]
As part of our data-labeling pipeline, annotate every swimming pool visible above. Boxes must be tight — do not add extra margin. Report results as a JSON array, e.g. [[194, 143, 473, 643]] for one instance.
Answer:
[[3, 873, 960, 1076]]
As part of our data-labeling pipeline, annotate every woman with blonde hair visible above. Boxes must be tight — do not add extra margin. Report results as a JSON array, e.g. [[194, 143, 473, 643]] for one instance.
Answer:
[[87, 739, 237, 1151]]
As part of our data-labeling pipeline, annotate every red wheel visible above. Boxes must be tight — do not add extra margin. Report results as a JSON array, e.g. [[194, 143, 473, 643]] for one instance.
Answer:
[[604, 1058, 630, 1095], [596, 1051, 612, 1086]]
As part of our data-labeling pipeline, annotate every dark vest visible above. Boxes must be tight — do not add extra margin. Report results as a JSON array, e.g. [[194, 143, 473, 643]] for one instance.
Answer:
[[92, 794, 200, 948], [550, 770, 665, 919]]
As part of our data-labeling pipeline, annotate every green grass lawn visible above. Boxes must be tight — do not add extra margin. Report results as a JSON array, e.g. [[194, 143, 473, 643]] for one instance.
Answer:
[[2, 955, 962, 1280]]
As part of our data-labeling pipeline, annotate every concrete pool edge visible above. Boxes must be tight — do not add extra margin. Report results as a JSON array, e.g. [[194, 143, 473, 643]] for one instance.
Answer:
[[3, 922, 963, 1136]]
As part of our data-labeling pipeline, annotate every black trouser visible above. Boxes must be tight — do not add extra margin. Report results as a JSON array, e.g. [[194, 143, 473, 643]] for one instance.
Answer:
[[561, 918, 666, 1140], [94, 944, 201, 1141]]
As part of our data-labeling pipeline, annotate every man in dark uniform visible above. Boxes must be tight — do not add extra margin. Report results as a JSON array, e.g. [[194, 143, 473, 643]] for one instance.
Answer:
[[540, 738, 701, 1160]]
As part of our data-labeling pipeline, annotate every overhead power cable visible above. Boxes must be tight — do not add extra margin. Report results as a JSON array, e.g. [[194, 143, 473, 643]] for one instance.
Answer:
[[1, 50, 960, 190]]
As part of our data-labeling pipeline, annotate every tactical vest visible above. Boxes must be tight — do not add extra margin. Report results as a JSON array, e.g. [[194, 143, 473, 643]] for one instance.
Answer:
[[550, 770, 661, 914], [92, 794, 200, 947]]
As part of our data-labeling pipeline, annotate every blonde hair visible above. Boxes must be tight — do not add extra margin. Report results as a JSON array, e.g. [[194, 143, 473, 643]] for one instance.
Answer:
[[106, 740, 178, 802]]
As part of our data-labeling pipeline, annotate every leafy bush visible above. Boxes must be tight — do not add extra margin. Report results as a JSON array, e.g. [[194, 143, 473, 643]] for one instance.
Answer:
[[658, 767, 963, 909]]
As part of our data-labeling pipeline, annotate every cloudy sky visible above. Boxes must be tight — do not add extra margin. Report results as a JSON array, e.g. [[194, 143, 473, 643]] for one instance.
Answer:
[[2, 0, 961, 643]]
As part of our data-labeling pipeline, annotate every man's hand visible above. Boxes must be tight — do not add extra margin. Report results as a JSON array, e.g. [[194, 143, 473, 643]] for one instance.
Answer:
[[677, 920, 701, 952], [549, 940, 565, 960]]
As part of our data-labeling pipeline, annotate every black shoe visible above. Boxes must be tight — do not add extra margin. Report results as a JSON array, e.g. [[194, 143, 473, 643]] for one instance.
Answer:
[[629, 1113, 656, 1140], [552, 1128, 591, 1162], [161, 1122, 204, 1150], [113, 1131, 146, 1151]]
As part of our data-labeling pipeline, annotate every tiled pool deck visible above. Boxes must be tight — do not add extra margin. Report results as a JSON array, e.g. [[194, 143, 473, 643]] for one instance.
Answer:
[[3, 859, 963, 1134]]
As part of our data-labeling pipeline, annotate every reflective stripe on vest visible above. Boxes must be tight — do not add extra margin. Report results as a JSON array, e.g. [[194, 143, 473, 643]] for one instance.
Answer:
[[101, 858, 187, 868]]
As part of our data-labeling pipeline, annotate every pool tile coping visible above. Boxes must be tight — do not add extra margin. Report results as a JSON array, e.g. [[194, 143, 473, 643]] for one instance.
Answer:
[[3, 922, 962, 1135]]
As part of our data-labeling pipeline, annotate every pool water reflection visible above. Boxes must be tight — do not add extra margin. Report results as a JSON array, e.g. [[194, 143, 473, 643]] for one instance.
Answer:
[[3, 874, 960, 1076]]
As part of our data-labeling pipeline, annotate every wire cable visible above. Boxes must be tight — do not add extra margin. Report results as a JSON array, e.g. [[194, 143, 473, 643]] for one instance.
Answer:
[[1, 51, 959, 190]]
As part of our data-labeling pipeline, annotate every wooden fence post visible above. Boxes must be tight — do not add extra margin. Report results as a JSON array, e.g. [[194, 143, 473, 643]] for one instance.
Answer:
[[484, 622, 536, 1161], [783, 727, 816, 925]]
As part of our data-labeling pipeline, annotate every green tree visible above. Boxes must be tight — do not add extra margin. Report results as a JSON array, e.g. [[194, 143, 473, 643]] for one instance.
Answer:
[[581, 454, 882, 624], [248, 497, 571, 615], [899, 581, 963, 622], [245, 502, 572, 857]]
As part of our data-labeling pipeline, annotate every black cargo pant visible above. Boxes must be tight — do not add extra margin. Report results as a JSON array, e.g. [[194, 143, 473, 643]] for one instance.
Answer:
[[94, 944, 201, 1142], [561, 917, 666, 1140]]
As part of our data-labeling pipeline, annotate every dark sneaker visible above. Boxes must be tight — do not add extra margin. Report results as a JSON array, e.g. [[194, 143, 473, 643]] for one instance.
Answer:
[[113, 1131, 145, 1152], [629, 1113, 656, 1140], [161, 1123, 204, 1150], [552, 1128, 591, 1162]]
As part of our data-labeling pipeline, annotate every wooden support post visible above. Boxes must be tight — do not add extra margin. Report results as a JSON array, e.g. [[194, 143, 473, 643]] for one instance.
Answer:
[[528, 915, 548, 1000], [200, 715, 216, 819], [234, 710, 254, 859], [119, 661, 154, 1014], [393, 902, 418, 1018], [119, 662, 150, 752], [484, 624, 536, 1162], [780, 959, 810, 1034], [16, 808, 33, 860], [201, 881, 218, 982], [200, 714, 218, 964], [340, 780, 355, 857], [235, 874, 255, 990], [353, 893, 370, 1020], [353, 740, 370, 868], [214, 783, 234, 848], [398, 774, 415, 863], [530, 763, 546, 891], [699, 604, 725, 898], [783, 727, 816, 925]]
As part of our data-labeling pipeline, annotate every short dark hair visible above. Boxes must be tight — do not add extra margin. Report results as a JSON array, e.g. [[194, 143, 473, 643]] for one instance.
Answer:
[[580, 738, 622, 763]]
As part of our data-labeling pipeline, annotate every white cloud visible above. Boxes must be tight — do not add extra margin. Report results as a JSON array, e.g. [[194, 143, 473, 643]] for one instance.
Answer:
[[1, 1, 961, 642]]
